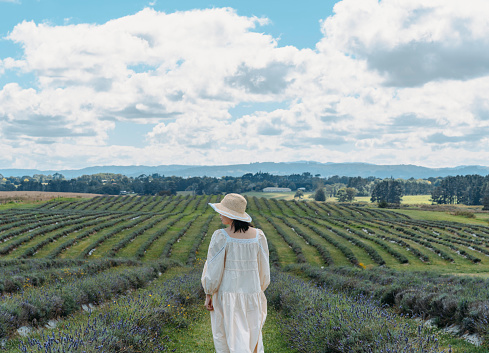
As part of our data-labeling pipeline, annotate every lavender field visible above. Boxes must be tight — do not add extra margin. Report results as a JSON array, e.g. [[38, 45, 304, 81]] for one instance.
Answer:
[[0, 195, 488, 352]]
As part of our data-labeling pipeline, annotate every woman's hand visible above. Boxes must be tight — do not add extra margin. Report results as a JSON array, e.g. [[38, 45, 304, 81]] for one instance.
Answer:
[[205, 294, 214, 311]]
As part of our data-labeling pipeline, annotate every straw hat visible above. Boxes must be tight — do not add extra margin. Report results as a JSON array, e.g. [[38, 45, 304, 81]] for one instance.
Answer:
[[209, 193, 252, 222]]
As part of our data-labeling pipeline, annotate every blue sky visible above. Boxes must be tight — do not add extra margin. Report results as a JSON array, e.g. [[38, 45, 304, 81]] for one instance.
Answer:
[[0, 0, 336, 55], [1, 0, 489, 170]]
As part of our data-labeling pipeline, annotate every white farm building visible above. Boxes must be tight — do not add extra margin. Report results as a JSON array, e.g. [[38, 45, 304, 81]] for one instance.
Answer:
[[262, 187, 292, 193]]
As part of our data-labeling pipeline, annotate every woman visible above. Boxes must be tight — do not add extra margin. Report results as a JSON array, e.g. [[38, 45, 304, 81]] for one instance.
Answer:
[[201, 193, 270, 353]]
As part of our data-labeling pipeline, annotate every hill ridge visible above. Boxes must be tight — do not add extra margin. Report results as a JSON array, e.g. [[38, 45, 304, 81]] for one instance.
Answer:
[[2, 162, 489, 179]]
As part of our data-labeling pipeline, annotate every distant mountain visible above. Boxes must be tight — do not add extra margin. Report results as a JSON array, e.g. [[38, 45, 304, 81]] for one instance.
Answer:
[[2, 162, 489, 179]]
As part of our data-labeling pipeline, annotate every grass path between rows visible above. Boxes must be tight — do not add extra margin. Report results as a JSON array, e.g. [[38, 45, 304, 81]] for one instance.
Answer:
[[164, 298, 295, 353], [125, 265, 293, 352], [157, 266, 295, 352]]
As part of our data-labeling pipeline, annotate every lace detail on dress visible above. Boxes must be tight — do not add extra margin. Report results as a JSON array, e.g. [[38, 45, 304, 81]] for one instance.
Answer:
[[221, 228, 259, 243]]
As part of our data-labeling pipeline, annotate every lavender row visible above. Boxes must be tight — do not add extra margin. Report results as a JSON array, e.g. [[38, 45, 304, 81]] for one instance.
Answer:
[[0, 258, 146, 295], [0, 260, 179, 339], [286, 263, 489, 336], [18, 270, 203, 352], [268, 270, 445, 353]]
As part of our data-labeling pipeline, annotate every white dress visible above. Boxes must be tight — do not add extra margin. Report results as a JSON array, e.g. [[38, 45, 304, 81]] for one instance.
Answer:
[[201, 228, 270, 353]]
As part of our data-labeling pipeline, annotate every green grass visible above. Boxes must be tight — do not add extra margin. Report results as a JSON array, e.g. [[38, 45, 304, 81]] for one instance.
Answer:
[[354, 194, 434, 204], [142, 215, 195, 260], [287, 217, 351, 266], [194, 218, 222, 265], [394, 208, 489, 225], [162, 297, 295, 353], [115, 215, 180, 258], [273, 217, 323, 266], [255, 215, 297, 265], [0, 201, 46, 210], [168, 214, 209, 263]]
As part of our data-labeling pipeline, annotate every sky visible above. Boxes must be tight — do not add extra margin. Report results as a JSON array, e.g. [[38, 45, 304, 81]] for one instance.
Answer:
[[1, 0, 489, 170]]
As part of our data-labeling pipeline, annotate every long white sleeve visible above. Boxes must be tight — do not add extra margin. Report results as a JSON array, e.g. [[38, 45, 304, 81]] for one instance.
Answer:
[[257, 230, 270, 292], [201, 230, 227, 295]]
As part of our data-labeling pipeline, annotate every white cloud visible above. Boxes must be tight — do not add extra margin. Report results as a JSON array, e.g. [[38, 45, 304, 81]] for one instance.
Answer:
[[318, 0, 489, 86], [1, 2, 489, 170]]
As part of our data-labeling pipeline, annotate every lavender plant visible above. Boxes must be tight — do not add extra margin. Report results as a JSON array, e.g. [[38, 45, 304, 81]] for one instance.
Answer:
[[268, 271, 447, 353], [17, 271, 204, 352]]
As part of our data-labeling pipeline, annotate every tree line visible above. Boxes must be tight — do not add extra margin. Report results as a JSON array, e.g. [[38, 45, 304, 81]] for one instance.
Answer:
[[4, 170, 489, 207], [1, 171, 439, 199], [430, 175, 489, 208]]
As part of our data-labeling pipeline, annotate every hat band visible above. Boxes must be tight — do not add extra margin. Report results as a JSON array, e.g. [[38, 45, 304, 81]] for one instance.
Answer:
[[209, 203, 252, 222]]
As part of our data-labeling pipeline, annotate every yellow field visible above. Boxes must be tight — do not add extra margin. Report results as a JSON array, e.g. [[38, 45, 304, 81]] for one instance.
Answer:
[[354, 194, 433, 204], [245, 192, 433, 204], [243, 191, 308, 200], [0, 191, 101, 202], [0, 191, 101, 210]]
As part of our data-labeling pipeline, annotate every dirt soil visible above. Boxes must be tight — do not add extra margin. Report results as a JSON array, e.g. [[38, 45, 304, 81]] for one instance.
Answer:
[[0, 191, 101, 203]]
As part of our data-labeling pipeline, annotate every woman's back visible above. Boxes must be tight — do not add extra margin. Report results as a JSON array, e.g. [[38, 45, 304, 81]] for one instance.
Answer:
[[219, 228, 263, 294], [202, 227, 270, 353], [202, 193, 270, 353]]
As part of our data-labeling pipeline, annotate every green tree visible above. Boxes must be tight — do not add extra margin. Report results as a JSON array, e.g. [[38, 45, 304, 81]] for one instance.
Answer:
[[371, 180, 403, 205], [346, 187, 357, 202], [337, 187, 357, 202], [482, 186, 489, 211], [294, 190, 304, 199], [314, 188, 326, 202], [336, 188, 348, 202]]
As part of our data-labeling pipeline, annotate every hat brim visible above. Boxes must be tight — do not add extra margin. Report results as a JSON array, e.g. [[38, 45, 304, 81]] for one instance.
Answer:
[[209, 203, 252, 222]]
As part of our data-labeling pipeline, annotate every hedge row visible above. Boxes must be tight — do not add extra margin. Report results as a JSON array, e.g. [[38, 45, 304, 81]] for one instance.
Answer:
[[0, 213, 79, 242], [342, 223, 409, 264], [312, 217, 386, 266], [18, 214, 122, 259], [412, 226, 482, 263], [147, 195, 174, 213], [0, 214, 102, 256], [0, 214, 46, 232], [110, 195, 139, 212], [0, 258, 144, 294], [394, 226, 455, 262], [369, 223, 430, 262], [268, 269, 443, 353], [250, 197, 306, 264], [0, 260, 179, 338], [127, 195, 152, 212], [78, 213, 153, 258], [104, 214, 172, 258], [265, 216, 307, 264], [45, 214, 133, 259], [134, 213, 187, 259], [293, 216, 359, 266], [251, 216, 280, 268], [186, 214, 216, 266], [160, 215, 200, 258], [276, 215, 334, 266], [18, 268, 203, 352]]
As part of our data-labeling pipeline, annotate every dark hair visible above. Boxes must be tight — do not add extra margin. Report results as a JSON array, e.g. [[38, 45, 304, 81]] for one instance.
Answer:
[[231, 219, 251, 233]]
